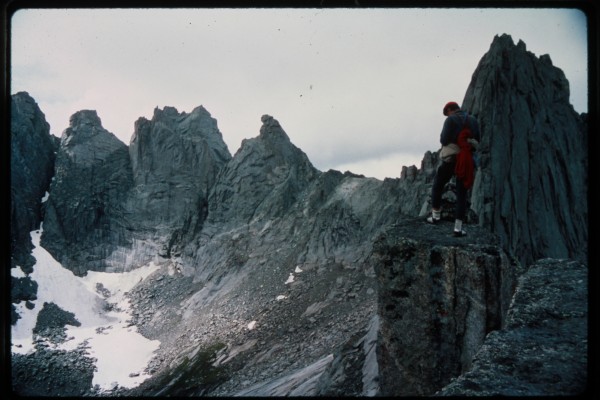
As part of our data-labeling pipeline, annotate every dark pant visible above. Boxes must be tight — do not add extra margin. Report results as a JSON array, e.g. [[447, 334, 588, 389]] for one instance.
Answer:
[[431, 160, 467, 221]]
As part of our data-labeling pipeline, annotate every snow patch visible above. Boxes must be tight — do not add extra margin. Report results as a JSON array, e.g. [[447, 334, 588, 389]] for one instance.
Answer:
[[11, 265, 27, 278], [294, 265, 303, 273], [334, 177, 363, 200], [284, 273, 294, 285], [11, 227, 161, 392], [247, 321, 257, 330]]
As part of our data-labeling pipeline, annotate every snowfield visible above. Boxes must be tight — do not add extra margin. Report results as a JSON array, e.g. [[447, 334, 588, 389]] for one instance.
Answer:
[[11, 227, 161, 391]]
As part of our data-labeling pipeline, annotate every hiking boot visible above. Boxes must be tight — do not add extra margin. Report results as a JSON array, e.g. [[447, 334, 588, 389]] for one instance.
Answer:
[[453, 229, 467, 237], [427, 216, 440, 224], [427, 210, 441, 224]]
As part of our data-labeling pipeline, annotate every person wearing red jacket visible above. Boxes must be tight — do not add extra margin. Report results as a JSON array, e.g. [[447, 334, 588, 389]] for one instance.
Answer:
[[427, 101, 480, 236]]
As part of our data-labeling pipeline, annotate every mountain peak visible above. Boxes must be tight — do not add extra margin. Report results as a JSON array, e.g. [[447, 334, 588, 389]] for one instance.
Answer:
[[208, 114, 317, 224], [463, 30, 586, 267], [152, 105, 179, 120], [61, 110, 124, 152], [490, 33, 515, 49], [67, 110, 102, 131], [259, 114, 291, 144]]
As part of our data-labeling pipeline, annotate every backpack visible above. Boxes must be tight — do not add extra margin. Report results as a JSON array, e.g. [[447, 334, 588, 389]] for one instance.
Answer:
[[454, 114, 475, 189]]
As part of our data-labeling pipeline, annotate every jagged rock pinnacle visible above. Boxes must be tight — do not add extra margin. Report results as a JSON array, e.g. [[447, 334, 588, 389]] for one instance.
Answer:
[[67, 109, 102, 130]]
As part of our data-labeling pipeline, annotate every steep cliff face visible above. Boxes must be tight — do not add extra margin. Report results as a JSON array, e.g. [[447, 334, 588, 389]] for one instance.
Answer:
[[41, 110, 133, 276], [39, 105, 232, 275], [10, 92, 58, 271], [463, 34, 587, 266], [128, 106, 231, 236], [10, 92, 58, 324]]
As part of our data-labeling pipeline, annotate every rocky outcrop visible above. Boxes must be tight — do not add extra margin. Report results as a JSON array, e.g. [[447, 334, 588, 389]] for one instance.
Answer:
[[10, 92, 58, 271], [436, 258, 587, 396], [373, 218, 517, 396], [463, 34, 587, 266], [11, 345, 96, 397], [41, 110, 134, 275]]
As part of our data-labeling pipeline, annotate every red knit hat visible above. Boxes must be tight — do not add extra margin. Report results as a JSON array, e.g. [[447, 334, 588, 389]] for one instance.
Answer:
[[443, 101, 460, 116]]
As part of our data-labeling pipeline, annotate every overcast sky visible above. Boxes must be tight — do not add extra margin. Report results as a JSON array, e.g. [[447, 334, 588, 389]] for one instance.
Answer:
[[10, 7, 587, 179]]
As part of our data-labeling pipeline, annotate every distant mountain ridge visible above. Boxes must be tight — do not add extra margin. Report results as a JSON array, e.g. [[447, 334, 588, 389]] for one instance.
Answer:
[[10, 34, 588, 396]]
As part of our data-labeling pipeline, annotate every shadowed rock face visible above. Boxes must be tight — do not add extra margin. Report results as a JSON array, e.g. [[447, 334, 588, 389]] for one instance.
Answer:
[[39, 105, 232, 275], [11, 92, 58, 271], [129, 106, 231, 234], [463, 34, 587, 267], [41, 110, 134, 276], [121, 105, 232, 264], [10, 92, 59, 324]]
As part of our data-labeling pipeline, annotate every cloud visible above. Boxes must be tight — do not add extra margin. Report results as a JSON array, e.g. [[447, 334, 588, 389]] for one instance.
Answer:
[[10, 8, 588, 179]]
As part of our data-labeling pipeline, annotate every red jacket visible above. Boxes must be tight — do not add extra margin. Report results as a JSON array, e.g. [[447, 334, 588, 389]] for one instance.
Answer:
[[454, 116, 475, 189]]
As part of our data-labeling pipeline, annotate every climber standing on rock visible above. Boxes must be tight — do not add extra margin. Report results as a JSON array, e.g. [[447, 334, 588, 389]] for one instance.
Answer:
[[427, 101, 480, 237]]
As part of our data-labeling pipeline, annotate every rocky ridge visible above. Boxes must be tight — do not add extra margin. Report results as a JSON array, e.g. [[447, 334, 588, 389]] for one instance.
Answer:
[[10, 33, 589, 397], [39, 105, 232, 276]]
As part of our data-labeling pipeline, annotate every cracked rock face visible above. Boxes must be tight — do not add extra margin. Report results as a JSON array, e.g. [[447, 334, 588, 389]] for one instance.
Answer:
[[41, 110, 134, 276], [463, 34, 587, 267], [39, 105, 232, 275], [128, 105, 231, 237]]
